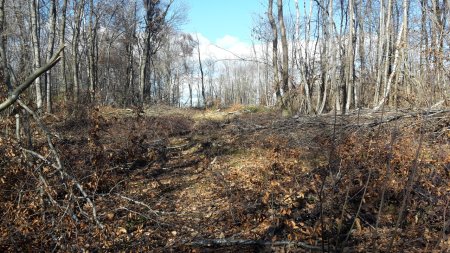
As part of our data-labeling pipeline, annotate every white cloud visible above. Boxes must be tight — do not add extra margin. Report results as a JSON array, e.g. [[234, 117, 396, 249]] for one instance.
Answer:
[[216, 35, 240, 48], [193, 33, 255, 61]]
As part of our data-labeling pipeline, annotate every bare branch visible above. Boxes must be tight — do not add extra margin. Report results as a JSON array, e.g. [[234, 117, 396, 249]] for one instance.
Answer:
[[0, 45, 65, 112]]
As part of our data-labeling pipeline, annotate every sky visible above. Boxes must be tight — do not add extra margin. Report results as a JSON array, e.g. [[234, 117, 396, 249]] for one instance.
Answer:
[[182, 0, 265, 44], [181, 0, 267, 60]]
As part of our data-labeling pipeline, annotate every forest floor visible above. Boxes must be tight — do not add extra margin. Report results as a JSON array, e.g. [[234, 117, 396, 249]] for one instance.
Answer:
[[1, 104, 449, 252]]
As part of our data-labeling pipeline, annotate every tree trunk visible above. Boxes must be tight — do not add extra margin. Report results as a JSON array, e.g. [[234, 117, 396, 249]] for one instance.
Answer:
[[374, 0, 385, 105], [327, 0, 337, 113], [277, 0, 289, 97], [45, 0, 56, 113], [0, 0, 11, 92], [268, 0, 281, 104], [126, 2, 137, 105], [139, 34, 150, 104], [380, 0, 393, 107], [356, 0, 365, 108], [345, 0, 355, 113], [303, 0, 313, 113], [30, 0, 42, 109], [196, 34, 205, 107], [72, 0, 85, 102], [88, 0, 96, 102], [374, 0, 409, 110], [59, 0, 68, 102]]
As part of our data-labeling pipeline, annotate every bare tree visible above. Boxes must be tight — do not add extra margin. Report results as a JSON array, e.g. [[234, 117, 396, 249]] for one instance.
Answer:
[[139, 0, 174, 105]]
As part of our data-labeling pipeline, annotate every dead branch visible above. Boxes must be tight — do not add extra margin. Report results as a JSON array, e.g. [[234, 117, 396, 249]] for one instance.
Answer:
[[18, 100, 104, 229], [0, 45, 65, 112]]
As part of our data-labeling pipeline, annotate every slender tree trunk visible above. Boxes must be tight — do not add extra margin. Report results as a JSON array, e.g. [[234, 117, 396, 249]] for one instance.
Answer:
[[380, 0, 393, 107], [356, 0, 365, 108], [59, 0, 68, 102], [189, 71, 193, 107], [196, 34, 206, 107], [0, 0, 11, 92], [126, 2, 137, 105], [294, 0, 306, 111], [139, 0, 152, 105], [268, 0, 281, 104], [72, 0, 85, 102], [345, 0, 355, 113], [374, 0, 409, 110], [139, 38, 148, 104], [88, 0, 96, 102], [317, 1, 327, 115], [278, 0, 289, 96], [30, 0, 42, 109], [374, 0, 385, 105], [106, 41, 112, 101], [45, 0, 56, 113], [327, 0, 337, 113], [302, 0, 313, 113], [319, 0, 335, 115]]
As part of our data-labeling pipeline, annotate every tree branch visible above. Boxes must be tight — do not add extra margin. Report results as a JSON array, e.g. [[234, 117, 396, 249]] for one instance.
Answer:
[[0, 45, 65, 112]]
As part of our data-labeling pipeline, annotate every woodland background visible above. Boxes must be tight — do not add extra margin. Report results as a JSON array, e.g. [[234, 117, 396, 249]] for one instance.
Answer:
[[0, 0, 448, 112]]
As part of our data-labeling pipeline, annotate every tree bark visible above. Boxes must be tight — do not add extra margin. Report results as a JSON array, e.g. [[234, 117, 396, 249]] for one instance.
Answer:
[[374, 0, 409, 111], [72, 0, 85, 102], [345, 0, 355, 113], [277, 0, 289, 97], [380, 0, 393, 107], [196, 34, 206, 107], [0, 0, 11, 92], [59, 0, 68, 101], [88, 0, 96, 102], [374, 0, 385, 105], [30, 0, 42, 109], [45, 0, 57, 113], [268, 0, 281, 104]]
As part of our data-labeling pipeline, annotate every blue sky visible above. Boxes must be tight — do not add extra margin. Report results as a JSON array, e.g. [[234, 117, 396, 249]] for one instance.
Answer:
[[182, 0, 266, 44]]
